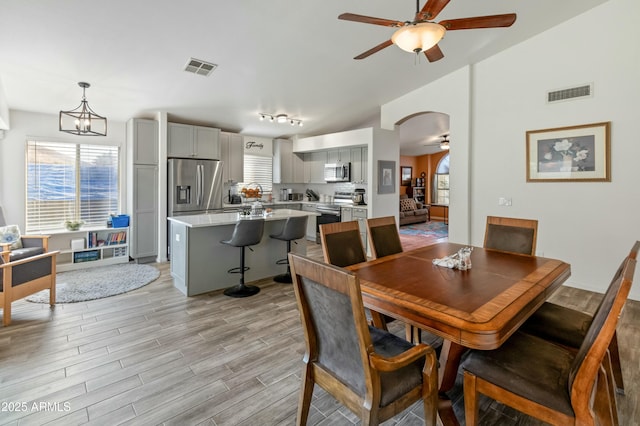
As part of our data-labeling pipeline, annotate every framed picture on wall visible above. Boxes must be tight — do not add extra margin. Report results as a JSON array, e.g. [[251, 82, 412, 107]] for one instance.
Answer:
[[526, 121, 611, 182], [377, 160, 396, 194], [401, 166, 412, 186]]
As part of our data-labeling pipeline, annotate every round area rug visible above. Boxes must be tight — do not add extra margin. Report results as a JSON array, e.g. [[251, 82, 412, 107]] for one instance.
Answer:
[[26, 263, 160, 303]]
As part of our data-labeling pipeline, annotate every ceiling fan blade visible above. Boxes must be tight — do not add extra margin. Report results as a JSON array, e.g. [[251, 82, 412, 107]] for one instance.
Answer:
[[424, 44, 444, 62], [338, 13, 403, 27], [417, 0, 451, 21], [439, 13, 517, 30], [354, 40, 394, 60]]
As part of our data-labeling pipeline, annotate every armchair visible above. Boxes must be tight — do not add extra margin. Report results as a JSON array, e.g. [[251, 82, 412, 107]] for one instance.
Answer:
[[0, 207, 58, 326]]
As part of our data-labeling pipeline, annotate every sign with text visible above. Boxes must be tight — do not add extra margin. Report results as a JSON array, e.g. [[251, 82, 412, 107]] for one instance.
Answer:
[[243, 136, 272, 157]]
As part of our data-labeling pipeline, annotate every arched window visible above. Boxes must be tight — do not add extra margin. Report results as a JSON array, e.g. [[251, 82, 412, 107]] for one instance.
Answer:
[[433, 153, 449, 205]]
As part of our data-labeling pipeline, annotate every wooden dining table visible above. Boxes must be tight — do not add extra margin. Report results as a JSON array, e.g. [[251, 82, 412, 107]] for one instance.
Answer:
[[347, 242, 571, 425]]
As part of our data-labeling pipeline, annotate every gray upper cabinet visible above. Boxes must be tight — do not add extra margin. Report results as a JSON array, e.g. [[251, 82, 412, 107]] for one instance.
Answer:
[[220, 131, 244, 183], [273, 139, 303, 184], [304, 151, 327, 183], [168, 122, 221, 159], [128, 118, 158, 165], [350, 147, 368, 184], [327, 148, 351, 164]]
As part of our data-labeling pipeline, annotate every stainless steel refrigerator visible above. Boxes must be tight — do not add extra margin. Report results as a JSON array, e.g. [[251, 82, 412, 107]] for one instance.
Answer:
[[168, 158, 223, 216]]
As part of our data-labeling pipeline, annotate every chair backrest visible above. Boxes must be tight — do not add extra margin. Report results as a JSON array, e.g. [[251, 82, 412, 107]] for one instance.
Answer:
[[289, 253, 373, 398], [277, 215, 308, 241], [319, 221, 366, 267], [367, 216, 403, 259], [568, 254, 637, 415], [483, 216, 538, 255], [226, 218, 265, 247]]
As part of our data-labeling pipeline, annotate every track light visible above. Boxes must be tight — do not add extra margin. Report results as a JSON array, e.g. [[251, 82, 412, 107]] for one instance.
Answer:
[[258, 113, 303, 127]]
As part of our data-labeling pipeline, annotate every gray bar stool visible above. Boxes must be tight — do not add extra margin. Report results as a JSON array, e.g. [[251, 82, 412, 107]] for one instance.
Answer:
[[269, 215, 308, 283], [221, 218, 265, 297]]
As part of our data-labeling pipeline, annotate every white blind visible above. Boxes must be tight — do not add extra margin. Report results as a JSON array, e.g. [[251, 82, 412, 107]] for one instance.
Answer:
[[242, 154, 272, 193], [26, 141, 120, 232]]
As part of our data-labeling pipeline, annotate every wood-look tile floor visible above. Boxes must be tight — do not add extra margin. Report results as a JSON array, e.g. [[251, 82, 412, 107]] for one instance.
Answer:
[[1, 239, 638, 425]]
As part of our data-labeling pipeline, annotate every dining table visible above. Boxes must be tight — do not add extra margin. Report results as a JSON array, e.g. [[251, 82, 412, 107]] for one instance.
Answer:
[[347, 242, 571, 425]]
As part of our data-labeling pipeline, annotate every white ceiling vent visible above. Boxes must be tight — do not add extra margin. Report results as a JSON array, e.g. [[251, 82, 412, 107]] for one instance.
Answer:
[[547, 83, 593, 103], [184, 58, 217, 77]]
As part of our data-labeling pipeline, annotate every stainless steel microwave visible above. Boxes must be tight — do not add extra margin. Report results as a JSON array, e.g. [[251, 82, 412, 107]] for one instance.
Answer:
[[324, 163, 350, 182]]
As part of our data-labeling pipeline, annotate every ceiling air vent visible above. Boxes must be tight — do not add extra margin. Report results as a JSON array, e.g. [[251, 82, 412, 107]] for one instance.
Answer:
[[547, 83, 593, 103], [184, 58, 217, 77]]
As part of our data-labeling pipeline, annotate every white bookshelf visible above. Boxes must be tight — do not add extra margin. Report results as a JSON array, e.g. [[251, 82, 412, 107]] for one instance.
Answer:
[[50, 227, 130, 272]]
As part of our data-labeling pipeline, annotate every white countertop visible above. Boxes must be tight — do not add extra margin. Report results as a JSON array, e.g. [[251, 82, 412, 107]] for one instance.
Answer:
[[168, 209, 319, 228]]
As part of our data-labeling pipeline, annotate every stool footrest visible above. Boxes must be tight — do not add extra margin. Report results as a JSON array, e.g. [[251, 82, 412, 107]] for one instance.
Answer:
[[275, 258, 288, 266], [227, 266, 250, 274]]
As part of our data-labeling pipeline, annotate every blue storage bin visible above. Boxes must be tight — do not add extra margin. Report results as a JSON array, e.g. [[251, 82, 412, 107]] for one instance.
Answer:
[[112, 215, 130, 228]]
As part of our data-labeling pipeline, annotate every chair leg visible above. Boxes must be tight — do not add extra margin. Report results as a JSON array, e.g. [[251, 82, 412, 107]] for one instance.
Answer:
[[296, 364, 315, 426], [50, 274, 56, 306], [3, 301, 10, 326], [370, 310, 388, 331], [599, 352, 619, 426], [224, 247, 261, 298], [609, 331, 624, 394], [463, 371, 480, 426]]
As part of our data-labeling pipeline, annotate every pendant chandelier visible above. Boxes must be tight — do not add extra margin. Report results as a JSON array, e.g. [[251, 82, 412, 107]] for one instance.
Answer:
[[59, 82, 107, 136]]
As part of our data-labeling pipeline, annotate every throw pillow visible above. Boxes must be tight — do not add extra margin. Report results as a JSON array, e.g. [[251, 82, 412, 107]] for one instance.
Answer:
[[0, 224, 23, 250], [400, 198, 417, 212]]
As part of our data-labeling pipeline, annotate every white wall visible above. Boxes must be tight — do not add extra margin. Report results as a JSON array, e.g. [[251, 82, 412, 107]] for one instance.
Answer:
[[381, 67, 472, 244], [0, 110, 127, 228], [382, 0, 640, 300]]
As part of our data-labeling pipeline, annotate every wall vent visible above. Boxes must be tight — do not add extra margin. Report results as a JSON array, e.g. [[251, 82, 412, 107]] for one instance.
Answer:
[[547, 83, 593, 103], [184, 58, 217, 77]]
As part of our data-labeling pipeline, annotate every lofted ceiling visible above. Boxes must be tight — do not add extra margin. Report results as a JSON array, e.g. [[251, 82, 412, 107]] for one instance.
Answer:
[[0, 0, 609, 155]]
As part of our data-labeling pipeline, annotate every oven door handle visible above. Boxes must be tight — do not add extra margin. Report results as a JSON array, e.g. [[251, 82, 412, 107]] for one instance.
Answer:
[[316, 209, 341, 216]]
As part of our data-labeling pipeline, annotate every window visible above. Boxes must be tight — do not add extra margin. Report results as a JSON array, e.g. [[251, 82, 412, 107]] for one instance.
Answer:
[[26, 141, 120, 232], [241, 154, 273, 194], [433, 153, 450, 205]]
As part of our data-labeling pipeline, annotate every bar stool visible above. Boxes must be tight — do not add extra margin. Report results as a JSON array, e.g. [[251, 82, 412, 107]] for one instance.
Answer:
[[270, 215, 308, 283], [221, 218, 265, 298]]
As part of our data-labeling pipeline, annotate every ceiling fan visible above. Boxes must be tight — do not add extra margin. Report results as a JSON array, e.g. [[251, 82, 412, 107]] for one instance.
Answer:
[[423, 134, 450, 150], [338, 0, 516, 61]]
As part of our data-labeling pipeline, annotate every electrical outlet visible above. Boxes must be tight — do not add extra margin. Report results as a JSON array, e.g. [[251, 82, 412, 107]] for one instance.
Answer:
[[175, 234, 180, 242], [498, 197, 512, 206]]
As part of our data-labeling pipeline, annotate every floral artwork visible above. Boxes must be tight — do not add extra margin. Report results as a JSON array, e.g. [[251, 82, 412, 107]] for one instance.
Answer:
[[526, 122, 610, 182]]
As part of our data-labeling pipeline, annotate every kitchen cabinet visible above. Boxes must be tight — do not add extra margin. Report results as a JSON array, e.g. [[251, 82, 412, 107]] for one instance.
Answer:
[[220, 131, 244, 183], [340, 206, 367, 253], [127, 118, 158, 263], [350, 147, 368, 184], [273, 139, 303, 184], [301, 203, 318, 241], [167, 122, 221, 159], [327, 148, 351, 164], [304, 151, 327, 183]]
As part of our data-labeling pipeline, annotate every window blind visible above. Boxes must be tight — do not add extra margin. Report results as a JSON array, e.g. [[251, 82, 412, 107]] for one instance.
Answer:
[[242, 154, 273, 193], [26, 141, 120, 232]]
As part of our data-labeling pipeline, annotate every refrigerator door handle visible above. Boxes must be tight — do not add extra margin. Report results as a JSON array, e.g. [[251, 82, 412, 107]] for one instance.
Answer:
[[196, 164, 203, 206]]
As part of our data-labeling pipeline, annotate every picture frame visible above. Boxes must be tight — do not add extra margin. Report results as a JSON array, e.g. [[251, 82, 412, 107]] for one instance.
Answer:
[[400, 166, 412, 186], [526, 121, 610, 182], [377, 160, 396, 194]]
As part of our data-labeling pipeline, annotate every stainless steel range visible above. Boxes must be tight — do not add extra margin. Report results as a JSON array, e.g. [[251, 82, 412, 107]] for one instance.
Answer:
[[315, 192, 354, 243]]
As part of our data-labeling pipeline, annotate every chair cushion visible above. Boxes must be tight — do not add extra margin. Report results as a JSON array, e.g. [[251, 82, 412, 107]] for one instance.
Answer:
[[520, 302, 590, 349], [400, 198, 417, 212], [369, 326, 424, 407], [0, 224, 23, 249], [462, 331, 575, 417], [9, 247, 45, 261]]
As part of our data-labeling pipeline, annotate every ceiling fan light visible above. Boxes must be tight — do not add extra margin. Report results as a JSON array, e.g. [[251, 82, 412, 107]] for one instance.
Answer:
[[440, 140, 450, 150], [392, 22, 445, 53]]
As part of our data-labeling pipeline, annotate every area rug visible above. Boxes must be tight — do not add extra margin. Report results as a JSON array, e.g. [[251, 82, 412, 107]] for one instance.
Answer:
[[26, 263, 160, 303], [399, 221, 449, 239]]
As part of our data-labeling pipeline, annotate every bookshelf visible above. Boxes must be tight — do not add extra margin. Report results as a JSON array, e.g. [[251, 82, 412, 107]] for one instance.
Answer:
[[54, 227, 129, 272]]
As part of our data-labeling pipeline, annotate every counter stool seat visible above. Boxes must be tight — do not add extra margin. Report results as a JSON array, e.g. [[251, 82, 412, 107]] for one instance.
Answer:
[[221, 219, 265, 298], [269, 215, 308, 283]]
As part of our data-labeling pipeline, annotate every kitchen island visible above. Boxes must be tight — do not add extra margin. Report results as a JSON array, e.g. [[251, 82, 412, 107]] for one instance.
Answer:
[[168, 209, 318, 296]]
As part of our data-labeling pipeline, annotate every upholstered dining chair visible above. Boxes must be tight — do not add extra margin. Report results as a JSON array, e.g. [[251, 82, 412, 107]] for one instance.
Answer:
[[0, 206, 58, 325], [462, 253, 637, 426], [365, 216, 443, 349], [520, 240, 640, 395], [319, 220, 366, 267], [288, 253, 439, 426], [483, 216, 538, 255]]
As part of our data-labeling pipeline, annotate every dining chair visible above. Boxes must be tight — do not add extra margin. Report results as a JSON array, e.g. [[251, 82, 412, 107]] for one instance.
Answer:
[[483, 216, 538, 255], [366, 216, 443, 348], [288, 253, 439, 426], [319, 220, 366, 267], [520, 240, 640, 395], [462, 254, 637, 426]]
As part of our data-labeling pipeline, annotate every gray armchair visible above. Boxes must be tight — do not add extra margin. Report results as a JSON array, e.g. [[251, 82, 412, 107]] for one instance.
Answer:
[[0, 207, 58, 326]]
